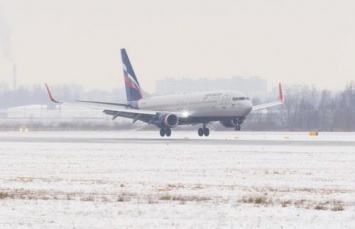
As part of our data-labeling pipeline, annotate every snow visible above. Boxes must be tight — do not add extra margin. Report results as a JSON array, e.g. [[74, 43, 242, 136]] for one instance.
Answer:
[[0, 131, 354, 228]]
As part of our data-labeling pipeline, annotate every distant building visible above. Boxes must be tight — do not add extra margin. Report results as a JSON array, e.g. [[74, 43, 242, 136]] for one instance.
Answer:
[[156, 76, 268, 98]]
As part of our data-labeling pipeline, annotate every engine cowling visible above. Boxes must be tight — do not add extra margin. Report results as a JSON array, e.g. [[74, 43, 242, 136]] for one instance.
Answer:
[[220, 119, 238, 128], [154, 113, 179, 128], [220, 117, 246, 128]]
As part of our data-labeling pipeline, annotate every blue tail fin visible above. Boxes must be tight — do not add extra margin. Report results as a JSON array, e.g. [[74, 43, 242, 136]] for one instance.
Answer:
[[121, 49, 143, 102]]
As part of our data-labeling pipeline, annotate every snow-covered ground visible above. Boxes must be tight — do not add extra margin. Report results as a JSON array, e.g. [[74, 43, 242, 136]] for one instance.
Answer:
[[0, 131, 354, 228]]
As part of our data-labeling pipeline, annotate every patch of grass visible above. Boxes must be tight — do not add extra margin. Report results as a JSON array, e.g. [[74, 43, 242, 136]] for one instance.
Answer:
[[193, 184, 204, 190], [66, 194, 72, 201], [281, 200, 292, 207], [331, 201, 345, 211], [19, 177, 34, 183], [117, 195, 130, 202], [159, 194, 172, 201], [314, 204, 327, 210], [298, 188, 314, 193], [239, 195, 272, 205], [172, 195, 210, 202], [0, 192, 12, 199], [159, 194, 211, 202], [294, 199, 306, 207], [255, 196, 270, 204], [117, 196, 125, 202], [158, 184, 185, 192], [147, 197, 158, 204], [117, 192, 135, 202], [238, 194, 345, 211], [331, 205, 344, 211], [239, 196, 253, 203], [81, 196, 94, 202]]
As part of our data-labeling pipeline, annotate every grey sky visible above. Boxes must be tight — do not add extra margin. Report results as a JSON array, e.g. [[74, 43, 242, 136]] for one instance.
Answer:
[[0, 0, 355, 92]]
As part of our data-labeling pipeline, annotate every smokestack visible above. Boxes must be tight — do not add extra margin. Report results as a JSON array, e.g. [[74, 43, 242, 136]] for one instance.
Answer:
[[13, 64, 16, 90]]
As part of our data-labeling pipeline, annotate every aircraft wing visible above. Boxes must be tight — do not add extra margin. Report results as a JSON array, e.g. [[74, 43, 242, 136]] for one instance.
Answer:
[[45, 84, 189, 123], [252, 83, 284, 111], [74, 100, 131, 107]]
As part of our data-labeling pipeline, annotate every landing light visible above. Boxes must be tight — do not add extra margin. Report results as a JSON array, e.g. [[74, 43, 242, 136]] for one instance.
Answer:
[[182, 111, 190, 117]]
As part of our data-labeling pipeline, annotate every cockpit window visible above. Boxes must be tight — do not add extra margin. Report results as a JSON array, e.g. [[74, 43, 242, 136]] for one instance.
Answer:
[[232, 97, 250, 101]]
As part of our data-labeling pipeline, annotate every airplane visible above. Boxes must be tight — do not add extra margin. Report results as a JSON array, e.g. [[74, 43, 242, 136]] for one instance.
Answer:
[[46, 48, 284, 137]]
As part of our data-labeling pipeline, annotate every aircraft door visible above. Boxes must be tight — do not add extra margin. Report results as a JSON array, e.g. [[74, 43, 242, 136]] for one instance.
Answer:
[[221, 94, 229, 108]]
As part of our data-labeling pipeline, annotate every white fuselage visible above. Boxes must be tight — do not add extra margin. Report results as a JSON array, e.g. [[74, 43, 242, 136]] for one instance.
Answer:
[[138, 90, 253, 118]]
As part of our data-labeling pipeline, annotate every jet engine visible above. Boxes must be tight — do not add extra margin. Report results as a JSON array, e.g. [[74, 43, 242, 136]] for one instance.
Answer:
[[220, 119, 238, 128], [220, 117, 246, 128], [154, 113, 179, 128]]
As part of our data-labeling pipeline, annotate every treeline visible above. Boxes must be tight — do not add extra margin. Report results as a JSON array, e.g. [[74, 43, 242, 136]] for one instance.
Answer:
[[0, 83, 125, 109], [0, 83, 49, 108], [247, 81, 355, 131]]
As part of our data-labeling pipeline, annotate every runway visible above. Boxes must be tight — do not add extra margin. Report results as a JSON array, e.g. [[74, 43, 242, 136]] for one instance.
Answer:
[[1, 131, 355, 147]]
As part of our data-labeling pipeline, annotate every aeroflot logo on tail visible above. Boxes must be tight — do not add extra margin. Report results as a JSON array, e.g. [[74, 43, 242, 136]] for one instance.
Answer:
[[123, 64, 141, 91]]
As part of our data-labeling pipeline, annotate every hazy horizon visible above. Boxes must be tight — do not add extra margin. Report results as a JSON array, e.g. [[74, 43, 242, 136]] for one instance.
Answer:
[[1, 0, 355, 93]]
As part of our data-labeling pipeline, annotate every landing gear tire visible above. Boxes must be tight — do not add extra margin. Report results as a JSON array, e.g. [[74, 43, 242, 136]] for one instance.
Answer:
[[204, 128, 210, 136], [235, 125, 241, 131], [165, 128, 171, 137], [198, 127, 210, 137], [160, 128, 171, 137], [160, 128, 166, 137], [198, 128, 204, 137]]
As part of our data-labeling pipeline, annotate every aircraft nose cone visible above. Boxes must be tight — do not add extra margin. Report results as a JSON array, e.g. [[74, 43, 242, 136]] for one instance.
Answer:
[[246, 101, 253, 113], [238, 100, 253, 116]]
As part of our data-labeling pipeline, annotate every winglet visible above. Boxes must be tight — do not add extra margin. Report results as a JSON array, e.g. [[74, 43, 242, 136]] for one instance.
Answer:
[[45, 84, 62, 104], [278, 83, 284, 103]]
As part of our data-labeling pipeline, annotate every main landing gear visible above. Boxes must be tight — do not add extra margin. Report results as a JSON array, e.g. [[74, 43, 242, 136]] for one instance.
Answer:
[[234, 117, 244, 131], [198, 123, 210, 137], [160, 128, 171, 137]]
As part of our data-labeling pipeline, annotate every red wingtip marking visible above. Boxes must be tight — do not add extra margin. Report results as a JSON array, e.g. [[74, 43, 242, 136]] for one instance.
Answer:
[[45, 83, 61, 103], [278, 83, 284, 103]]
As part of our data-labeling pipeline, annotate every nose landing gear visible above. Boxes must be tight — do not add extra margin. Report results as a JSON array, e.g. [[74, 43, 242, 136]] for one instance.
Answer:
[[234, 117, 245, 131]]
